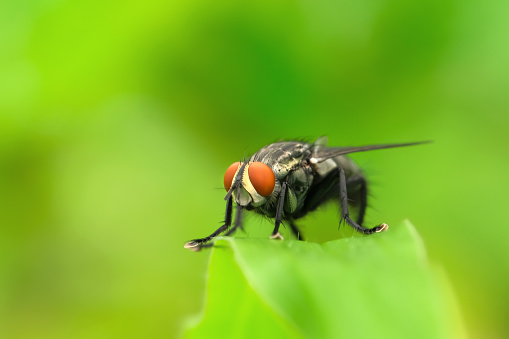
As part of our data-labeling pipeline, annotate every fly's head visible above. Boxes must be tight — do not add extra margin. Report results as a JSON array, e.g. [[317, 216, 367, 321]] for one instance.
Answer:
[[223, 161, 276, 208]]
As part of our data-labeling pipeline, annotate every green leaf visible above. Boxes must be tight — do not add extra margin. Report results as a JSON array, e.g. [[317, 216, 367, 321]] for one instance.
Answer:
[[185, 221, 465, 339]]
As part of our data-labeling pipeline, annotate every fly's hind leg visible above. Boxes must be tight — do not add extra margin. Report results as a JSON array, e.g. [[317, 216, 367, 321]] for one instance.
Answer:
[[346, 175, 368, 225], [339, 168, 388, 234]]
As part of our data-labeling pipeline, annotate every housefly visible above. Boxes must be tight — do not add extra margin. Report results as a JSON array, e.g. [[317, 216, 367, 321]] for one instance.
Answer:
[[185, 137, 426, 250]]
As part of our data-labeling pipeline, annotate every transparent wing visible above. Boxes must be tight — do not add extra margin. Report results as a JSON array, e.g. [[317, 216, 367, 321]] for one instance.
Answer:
[[310, 140, 430, 163], [310, 136, 329, 155]]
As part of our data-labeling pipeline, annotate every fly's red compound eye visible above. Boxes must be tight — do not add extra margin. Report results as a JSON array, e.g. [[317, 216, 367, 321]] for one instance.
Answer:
[[248, 162, 275, 197], [224, 162, 241, 192]]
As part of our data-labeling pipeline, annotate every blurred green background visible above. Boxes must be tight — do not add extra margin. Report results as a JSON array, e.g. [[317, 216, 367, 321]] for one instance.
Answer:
[[1, 0, 508, 338]]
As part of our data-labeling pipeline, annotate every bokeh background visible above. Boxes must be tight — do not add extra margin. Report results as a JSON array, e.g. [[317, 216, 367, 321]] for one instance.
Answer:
[[1, 0, 508, 338]]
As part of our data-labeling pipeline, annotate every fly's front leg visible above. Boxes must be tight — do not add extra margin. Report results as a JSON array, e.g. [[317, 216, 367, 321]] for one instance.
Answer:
[[184, 195, 233, 251], [224, 206, 244, 236], [270, 181, 288, 240], [339, 168, 388, 234]]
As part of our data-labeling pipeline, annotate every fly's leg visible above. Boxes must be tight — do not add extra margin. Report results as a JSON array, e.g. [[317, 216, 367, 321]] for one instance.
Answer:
[[184, 195, 233, 251], [270, 181, 287, 240], [289, 220, 304, 241], [346, 176, 368, 225], [224, 207, 244, 236], [195, 206, 243, 250], [339, 168, 388, 234]]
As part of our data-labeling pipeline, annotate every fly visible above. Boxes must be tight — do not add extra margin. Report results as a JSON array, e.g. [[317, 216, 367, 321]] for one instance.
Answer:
[[185, 136, 427, 251]]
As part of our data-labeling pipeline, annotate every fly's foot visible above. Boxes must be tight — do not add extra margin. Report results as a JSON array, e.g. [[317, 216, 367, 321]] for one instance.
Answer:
[[270, 232, 284, 240], [184, 241, 202, 252], [375, 223, 389, 233]]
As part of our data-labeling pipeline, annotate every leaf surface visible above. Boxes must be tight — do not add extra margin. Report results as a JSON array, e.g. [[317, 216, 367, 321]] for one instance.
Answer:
[[185, 221, 465, 339]]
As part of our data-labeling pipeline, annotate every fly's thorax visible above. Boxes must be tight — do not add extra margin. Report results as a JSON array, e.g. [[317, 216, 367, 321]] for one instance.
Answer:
[[311, 155, 362, 179], [249, 141, 311, 178], [312, 158, 338, 177], [282, 166, 313, 214]]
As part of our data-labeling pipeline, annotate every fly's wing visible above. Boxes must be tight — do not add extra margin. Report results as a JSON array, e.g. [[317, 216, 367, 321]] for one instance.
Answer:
[[310, 139, 429, 163], [311, 136, 329, 155]]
